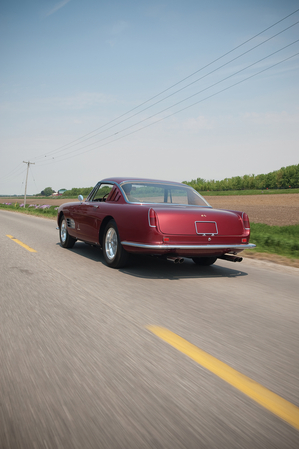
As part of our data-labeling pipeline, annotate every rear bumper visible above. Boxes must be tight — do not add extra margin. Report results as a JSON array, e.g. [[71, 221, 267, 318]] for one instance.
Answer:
[[121, 241, 256, 255]]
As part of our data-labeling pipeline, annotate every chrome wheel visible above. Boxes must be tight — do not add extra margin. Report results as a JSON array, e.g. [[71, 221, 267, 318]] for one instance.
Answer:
[[60, 218, 67, 244], [102, 220, 129, 268], [105, 227, 118, 261], [59, 214, 76, 249]]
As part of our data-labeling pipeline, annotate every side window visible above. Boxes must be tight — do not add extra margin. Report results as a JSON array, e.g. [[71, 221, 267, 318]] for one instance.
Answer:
[[91, 184, 113, 202]]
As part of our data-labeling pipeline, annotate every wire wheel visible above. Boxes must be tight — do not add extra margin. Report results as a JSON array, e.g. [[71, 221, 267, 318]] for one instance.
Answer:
[[59, 215, 76, 248], [105, 227, 118, 261], [60, 218, 67, 244], [102, 220, 129, 268]]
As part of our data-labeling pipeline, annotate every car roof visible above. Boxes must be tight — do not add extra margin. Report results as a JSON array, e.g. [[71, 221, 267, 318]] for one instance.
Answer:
[[100, 177, 185, 186]]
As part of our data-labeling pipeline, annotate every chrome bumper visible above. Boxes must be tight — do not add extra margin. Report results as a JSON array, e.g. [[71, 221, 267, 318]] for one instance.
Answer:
[[121, 242, 256, 250]]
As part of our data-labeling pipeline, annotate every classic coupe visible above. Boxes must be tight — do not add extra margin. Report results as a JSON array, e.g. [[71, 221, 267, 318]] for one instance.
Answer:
[[57, 177, 255, 268]]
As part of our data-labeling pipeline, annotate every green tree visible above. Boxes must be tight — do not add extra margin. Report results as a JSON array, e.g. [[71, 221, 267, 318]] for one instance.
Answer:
[[184, 164, 299, 191], [62, 187, 93, 197], [43, 187, 54, 196]]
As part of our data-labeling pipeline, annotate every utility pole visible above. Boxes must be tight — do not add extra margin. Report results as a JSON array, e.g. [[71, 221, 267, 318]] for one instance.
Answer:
[[23, 161, 35, 207]]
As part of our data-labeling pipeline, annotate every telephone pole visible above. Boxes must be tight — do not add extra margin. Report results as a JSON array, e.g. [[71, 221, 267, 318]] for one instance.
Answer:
[[23, 161, 35, 207]]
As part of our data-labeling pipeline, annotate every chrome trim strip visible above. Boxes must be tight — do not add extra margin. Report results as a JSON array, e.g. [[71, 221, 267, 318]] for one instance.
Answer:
[[121, 242, 256, 250], [66, 218, 75, 229], [124, 201, 212, 207]]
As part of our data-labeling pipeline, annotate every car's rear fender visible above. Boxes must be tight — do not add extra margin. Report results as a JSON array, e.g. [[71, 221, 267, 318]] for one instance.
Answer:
[[99, 215, 114, 247]]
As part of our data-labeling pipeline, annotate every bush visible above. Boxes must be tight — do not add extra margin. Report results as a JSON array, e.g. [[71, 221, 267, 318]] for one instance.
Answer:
[[250, 223, 299, 258]]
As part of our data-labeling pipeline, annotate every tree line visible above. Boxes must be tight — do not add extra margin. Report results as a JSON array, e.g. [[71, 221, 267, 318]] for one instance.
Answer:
[[38, 164, 298, 197], [184, 164, 299, 192], [61, 187, 94, 197]]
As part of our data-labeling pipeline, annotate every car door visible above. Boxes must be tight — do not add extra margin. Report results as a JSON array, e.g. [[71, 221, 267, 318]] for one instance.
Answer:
[[76, 183, 114, 243]]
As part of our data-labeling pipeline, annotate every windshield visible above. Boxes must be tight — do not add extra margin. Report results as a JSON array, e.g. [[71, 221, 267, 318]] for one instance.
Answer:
[[120, 182, 210, 207]]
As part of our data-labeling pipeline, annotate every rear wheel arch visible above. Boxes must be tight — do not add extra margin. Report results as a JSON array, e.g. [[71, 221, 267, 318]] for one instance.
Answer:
[[99, 215, 114, 247]]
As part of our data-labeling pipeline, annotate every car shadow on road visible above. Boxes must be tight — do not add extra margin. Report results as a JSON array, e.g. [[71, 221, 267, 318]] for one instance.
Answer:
[[120, 255, 248, 279], [63, 242, 248, 280]]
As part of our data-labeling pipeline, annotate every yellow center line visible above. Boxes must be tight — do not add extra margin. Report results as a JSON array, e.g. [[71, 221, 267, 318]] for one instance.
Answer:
[[6, 235, 37, 253], [147, 326, 299, 432]]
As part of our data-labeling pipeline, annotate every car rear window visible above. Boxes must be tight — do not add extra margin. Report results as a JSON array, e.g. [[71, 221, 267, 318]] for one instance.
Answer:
[[121, 182, 210, 206]]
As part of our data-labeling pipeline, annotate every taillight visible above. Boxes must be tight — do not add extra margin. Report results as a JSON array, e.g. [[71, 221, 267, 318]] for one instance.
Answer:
[[243, 212, 250, 229], [148, 208, 157, 227]]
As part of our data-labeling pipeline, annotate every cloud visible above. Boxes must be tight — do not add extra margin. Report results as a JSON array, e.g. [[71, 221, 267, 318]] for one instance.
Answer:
[[106, 20, 129, 47], [39, 92, 115, 111], [182, 116, 213, 131], [52, 92, 114, 109], [0, 92, 114, 114], [242, 111, 299, 125], [45, 0, 71, 17], [110, 20, 129, 36]]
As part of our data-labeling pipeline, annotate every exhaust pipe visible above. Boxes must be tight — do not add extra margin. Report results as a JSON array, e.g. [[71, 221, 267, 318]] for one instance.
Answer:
[[220, 254, 243, 263], [167, 256, 184, 264]]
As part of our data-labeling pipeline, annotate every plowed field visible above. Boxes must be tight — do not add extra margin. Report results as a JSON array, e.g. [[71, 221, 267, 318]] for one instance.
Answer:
[[4, 193, 299, 226], [206, 193, 299, 226]]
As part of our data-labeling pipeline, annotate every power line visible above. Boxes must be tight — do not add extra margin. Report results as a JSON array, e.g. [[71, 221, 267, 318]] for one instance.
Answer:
[[35, 40, 299, 164], [36, 50, 299, 166], [31, 8, 299, 162], [32, 19, 299, 164], [0, 163, 25, 183], [29, 164, 39, 193]]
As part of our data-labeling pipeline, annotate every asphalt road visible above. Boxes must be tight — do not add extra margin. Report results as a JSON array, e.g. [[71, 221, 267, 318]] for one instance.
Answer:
[[1, 210, 299, 449]]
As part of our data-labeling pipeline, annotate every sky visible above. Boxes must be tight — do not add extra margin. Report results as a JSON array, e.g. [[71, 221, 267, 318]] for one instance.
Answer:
[[0, 0, 298, 195]]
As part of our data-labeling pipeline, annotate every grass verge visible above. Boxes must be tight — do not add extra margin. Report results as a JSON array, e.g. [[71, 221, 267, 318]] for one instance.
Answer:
[[249, 223, 299, 259], [0, 202, 58, 219]]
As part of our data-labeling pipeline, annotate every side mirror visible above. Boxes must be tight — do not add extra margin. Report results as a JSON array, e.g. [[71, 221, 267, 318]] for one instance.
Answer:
[[78, 195, 84, 202]]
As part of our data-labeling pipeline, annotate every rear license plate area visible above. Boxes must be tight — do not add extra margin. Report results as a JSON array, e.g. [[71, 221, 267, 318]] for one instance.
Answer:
[[195, 221, 218, 235]]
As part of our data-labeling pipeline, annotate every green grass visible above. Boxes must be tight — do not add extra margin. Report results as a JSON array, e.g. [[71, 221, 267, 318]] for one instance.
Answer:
[[0, 202, 58, 218], [249, 223, 299, 259]]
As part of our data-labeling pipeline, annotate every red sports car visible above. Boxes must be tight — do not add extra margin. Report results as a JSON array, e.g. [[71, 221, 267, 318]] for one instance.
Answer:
[[57, 177, 255, 268]]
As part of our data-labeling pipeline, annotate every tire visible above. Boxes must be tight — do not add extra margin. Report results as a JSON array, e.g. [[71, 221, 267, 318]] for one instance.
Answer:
[[192, 256, 217, 266], [59, 215, 76, 248], [103, 220, 129, 268]]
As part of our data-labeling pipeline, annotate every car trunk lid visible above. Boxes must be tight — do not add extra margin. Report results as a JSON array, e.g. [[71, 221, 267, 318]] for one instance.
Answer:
[[154, 207, 244, 236]]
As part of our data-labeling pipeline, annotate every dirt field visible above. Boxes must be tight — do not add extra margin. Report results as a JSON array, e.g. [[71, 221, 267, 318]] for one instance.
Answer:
[[206, 193, 299, 227], [3, 193, 299, 226]]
